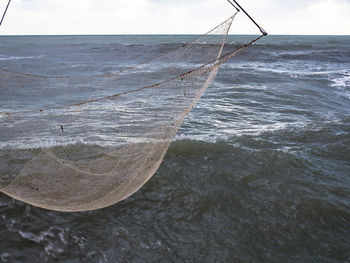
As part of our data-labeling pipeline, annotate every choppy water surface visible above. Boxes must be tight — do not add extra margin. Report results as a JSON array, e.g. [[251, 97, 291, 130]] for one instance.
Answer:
[[0, 34, 350, 262]]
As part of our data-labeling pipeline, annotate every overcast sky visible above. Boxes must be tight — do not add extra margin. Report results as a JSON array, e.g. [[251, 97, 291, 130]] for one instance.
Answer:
[[0, 0, 349, 35]]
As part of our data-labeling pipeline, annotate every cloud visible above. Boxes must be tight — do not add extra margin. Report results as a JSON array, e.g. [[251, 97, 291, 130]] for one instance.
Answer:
[[263, 0, 350, 34], [0, 0, 349, 35]]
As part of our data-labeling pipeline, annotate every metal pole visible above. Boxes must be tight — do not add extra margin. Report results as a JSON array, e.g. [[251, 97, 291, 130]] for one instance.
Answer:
[[228, 0, 267, 35], [0, 0, 12, 27], [227, 0, 240, 12]]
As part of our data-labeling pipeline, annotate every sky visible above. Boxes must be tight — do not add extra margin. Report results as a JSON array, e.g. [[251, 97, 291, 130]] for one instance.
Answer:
[[0, 0, 349, 35]]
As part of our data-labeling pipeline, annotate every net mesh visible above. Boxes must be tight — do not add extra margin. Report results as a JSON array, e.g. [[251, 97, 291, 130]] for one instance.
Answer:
[[0, 12, 259, 211]]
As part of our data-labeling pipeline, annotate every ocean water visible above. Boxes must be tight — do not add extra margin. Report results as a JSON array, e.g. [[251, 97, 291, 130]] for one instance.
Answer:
[[0, 34, 350, 262]]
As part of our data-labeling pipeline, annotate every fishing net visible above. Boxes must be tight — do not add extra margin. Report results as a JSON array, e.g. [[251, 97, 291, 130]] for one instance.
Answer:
[[0, 11, 262, 212]]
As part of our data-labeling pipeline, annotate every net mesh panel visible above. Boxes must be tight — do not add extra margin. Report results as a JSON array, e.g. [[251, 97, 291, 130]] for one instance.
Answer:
[[0, 12, 254, 212]]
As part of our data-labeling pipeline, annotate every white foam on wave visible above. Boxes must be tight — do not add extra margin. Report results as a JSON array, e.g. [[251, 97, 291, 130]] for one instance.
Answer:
[[222, 61, 348, 79], [0, 113, 6, 122], [0, 253, 11, 263], [0, 137, 101, 150], [19, 227, 67, 258], [0, 55, 44, 61], [0, 132, 159, 150], [329, 71, 350, 99], [221, 61, 307, 77], [330, 72, 350, 88], [176, 116, 311, 143], [19, 229, 51, 243]]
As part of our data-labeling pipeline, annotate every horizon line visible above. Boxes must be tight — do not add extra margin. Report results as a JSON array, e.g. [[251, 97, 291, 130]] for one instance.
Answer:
[[0, 33, 349, 37]]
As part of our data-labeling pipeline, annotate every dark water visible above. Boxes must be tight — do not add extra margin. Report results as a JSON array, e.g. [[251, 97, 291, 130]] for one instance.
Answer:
[[1, 34, 350, 262]]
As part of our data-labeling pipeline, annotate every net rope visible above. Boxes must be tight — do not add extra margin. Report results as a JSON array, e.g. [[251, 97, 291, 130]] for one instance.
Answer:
[[0, 11, 262, 211]]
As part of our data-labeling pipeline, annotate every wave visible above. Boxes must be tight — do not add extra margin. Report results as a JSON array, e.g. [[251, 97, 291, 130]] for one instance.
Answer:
[[1, 115, 348, 152], [330, 71, 350, 88], [328, 70, 350, 99], [275, 51, 349, 63], [172, 122, 350, 161], [221, 62, 350, 84]]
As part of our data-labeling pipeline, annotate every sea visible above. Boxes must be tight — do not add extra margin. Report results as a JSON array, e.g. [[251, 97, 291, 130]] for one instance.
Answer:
[[0, 34, 350, 262]]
